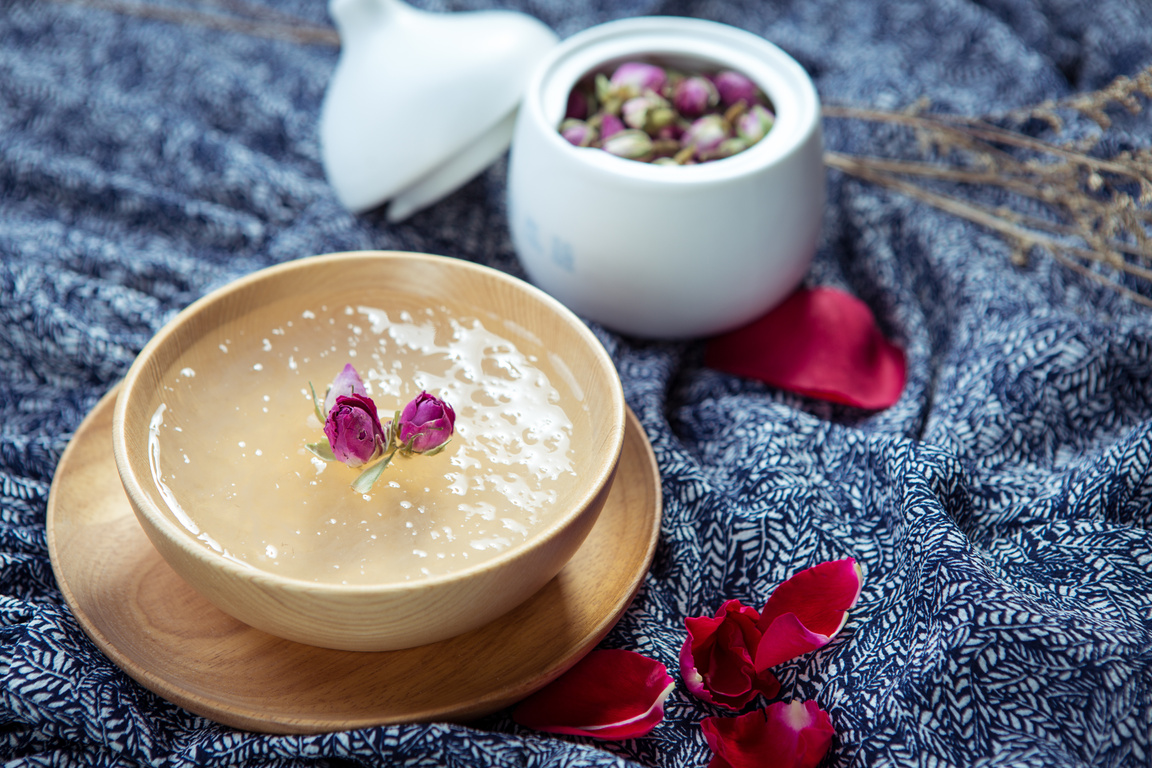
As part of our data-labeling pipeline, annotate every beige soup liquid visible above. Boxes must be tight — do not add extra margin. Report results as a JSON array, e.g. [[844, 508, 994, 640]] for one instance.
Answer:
[[148, 301, 582, 585]]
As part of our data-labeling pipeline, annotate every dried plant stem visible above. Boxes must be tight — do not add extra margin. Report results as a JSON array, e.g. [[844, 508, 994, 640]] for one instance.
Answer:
[[822, 105, 1148, 183], [1011, 69, 1152, 130], [825, 153, 1152, 268], [47, 0, 340, 46], [824, 154, 1069, 208], [1043, 249, 1152, 309], [823, 68, 1152, 307], [824, 151, 1152, 308], [823, 151, 1033, 241], [997, 208, 1152, 266]]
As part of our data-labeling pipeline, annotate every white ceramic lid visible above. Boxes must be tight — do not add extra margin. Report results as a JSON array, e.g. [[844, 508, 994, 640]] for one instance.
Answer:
[[319, 0, 559, 222]]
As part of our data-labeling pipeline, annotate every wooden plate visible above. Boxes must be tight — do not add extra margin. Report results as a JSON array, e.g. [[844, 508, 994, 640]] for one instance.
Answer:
[[47, 387, 662, 734]]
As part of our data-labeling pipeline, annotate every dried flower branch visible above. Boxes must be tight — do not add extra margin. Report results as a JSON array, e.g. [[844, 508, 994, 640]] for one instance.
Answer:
[[48, 0, 340, 46], [824, 65, 1152, 307]]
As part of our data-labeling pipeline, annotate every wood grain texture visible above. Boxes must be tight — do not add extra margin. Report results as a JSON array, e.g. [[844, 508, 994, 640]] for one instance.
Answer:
[[47, 386, 662, 734], [110, 252, 629, 650]]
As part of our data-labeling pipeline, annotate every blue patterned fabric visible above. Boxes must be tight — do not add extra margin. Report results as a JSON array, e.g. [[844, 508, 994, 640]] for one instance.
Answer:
[[3, 1, 1152, 766]]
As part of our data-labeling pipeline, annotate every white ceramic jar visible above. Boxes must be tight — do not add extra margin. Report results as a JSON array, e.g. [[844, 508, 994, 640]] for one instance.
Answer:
[[508, 17, 825, 339]]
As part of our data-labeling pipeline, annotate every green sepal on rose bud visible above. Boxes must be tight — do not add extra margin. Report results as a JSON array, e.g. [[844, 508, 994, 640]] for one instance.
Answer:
[[305, 440, 337, 462], [350, 451, 395, 495], [309, 382, 326, 424]]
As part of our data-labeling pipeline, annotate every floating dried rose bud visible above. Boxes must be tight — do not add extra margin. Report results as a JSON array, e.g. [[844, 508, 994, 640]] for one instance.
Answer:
[[513, 649, 675, 739], [736, 103, 775, 145], [560, 118, 596, 147], [396, 391, 456, 455], [322, 363, 367, 415], [602, 129, 653, 160], [713, 70, 758, 108], [610, 61, 667, 96], [308, 367, 458, 494], [673, 75, 719, 118], [702, 701, 835, 768], [323, 393, 387, 468]]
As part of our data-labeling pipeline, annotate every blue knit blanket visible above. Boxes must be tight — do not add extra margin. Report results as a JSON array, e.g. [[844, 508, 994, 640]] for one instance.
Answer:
[[3, 1, 1151, 766]]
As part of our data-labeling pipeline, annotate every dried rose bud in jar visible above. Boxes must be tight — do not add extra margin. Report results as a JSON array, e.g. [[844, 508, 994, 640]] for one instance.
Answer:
[[558, 60, 773, 165]]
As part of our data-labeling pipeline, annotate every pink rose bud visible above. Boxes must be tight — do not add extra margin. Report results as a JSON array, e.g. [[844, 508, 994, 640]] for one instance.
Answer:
[[324, 393, 387, 468], [322, 363, 367, 415], [737, 103, 776, 144], [714, 70, 757, 107], [621, 96, 649, 129], [398, 391, 456, 454], [621, 92, 672, 131], [560, 118, 596, 147], [702, 137, 749, 161], [610, 61, 667, 96], [602, 129, 654, 160], [684, 114, 730, 156], [656, 123, 684, 142], [597, 112, 625, 140], [673, 75, 719, 118]]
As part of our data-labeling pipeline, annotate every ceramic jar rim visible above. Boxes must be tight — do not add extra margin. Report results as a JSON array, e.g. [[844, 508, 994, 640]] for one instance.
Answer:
[[522, 16, 821, 183]]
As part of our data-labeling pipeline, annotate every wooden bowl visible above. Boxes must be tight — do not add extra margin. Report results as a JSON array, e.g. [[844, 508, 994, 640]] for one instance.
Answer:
[[112, 251, 626, 651]]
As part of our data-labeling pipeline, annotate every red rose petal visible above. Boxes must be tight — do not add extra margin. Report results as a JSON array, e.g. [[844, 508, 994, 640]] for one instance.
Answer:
[[680, 600, 781, 710], [702, 700, 835, 768], [754, 613, 839, 675], [512, 649, 674, 739], [707, 620, 761, 698], [755, 559, 863, 672], [704, 287, 906, 410]]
